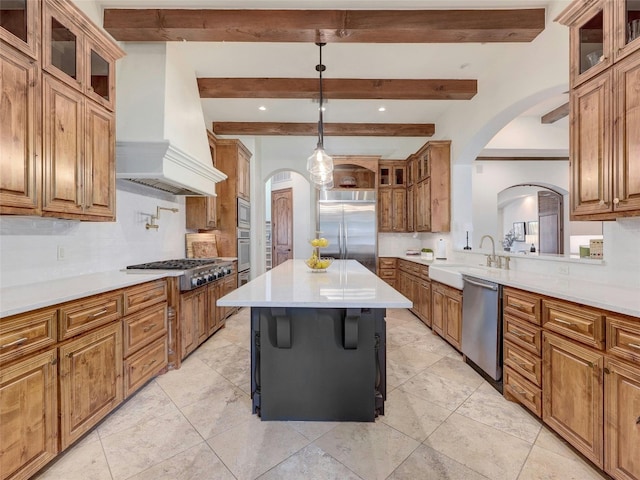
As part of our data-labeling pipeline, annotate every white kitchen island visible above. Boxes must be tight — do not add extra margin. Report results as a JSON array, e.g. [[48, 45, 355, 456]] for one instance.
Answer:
[[217, 259, 411, 421]]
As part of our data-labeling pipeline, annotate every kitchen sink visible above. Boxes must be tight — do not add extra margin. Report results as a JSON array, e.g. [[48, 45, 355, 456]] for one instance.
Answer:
[[428, 264, 496, 289]]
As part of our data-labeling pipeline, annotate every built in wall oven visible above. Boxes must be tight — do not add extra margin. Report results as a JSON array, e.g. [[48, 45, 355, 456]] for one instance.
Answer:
[[237, 228, 250, 272], [237, 198, 250, 229]]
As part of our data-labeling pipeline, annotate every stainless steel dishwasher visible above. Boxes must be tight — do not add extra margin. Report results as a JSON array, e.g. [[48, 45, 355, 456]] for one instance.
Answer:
[[461, 275, 503, 384]]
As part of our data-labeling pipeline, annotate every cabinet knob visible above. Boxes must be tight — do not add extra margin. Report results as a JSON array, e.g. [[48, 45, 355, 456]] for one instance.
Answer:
[[613, 198, 620, 205], [599, 200, 608, 206]]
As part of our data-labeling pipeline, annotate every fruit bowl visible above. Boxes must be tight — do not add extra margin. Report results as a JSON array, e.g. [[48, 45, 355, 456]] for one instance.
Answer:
[[305, 257, 334, 272]]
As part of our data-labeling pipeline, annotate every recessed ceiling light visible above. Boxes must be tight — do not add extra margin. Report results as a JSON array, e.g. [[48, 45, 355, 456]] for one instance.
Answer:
[[258, 105, 267, 111], [378, 106, 386, 112]]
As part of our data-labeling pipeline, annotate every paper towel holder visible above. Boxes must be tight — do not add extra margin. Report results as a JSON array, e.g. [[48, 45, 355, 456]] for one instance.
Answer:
[[436, 238, 447, 259]]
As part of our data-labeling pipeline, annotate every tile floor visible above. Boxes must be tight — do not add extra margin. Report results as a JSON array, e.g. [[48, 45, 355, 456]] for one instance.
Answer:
[[35, 308, 607, 480]]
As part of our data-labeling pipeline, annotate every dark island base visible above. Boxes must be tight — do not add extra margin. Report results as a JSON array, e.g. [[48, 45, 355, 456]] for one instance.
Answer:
[[250, 307, 386, 421]]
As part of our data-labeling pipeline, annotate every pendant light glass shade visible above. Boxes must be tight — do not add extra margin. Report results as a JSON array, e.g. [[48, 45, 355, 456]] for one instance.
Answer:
[[307, 43, 333, 189]]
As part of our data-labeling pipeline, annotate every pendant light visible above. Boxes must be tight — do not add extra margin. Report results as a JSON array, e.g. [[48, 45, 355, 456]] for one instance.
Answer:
[[307, 42, 333, 189]]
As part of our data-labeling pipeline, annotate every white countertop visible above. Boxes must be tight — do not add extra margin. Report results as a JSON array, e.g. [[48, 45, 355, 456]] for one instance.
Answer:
[[217, 259, 412, 309], [427, 263, 640, 318], [0, 270, 179, 318]]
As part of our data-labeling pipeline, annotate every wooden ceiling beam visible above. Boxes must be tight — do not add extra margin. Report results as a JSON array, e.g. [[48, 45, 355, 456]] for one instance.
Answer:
[[212, 122, 435, 137], [541, 102, 570, 124], [198, 78, 477, 100], [103, 9, 545, 43]]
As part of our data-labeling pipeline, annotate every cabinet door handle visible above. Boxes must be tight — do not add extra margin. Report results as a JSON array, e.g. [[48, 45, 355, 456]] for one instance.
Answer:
[[510, 301, 525, 309], [143, 324, 157, 333], [554, 317, 574, 327], [143, 359, 158, 369], [508, 384, 526, 396], [90, 308, 109, 318], [628, 343, 640, 350], [0, 337, 28, 349], [511, 330, 527, 338], [613, 198, 620, 205]]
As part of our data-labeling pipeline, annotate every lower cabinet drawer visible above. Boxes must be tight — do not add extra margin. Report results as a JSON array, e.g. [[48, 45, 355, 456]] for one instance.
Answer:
[[59, 292, 122, 340], [504, 366, 542, 418], [504, 340, 542, 387], [504, 315, 541, 355], [122, 303, 167, 357], [379, 269, 396, 279], [606, 314, 640, 364], [124, 336, 168, 397], [0, 307, 57, 365]]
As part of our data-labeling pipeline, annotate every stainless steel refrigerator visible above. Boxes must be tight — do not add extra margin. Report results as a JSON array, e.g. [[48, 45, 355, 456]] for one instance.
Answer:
[[317, 190, 377, 273]]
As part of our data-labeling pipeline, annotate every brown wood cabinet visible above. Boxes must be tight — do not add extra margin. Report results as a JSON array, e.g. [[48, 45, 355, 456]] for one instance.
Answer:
[[431, 280, 462, 350], [186, 131, 219, 230], [559, 0, 640, 221], [180, 287, 206, 359], [378, 161, 407, 233], [42, 74, 116, 221], [414, 141, 451, 232], [0, 278, 172, 479], [377, 257, 397, 289], [0, 348, 58, 480], [604, 357, 640, 480], [543, 331, 604, 467], [0, 0, 123, 221], [59, 321, 123, 449], [378, 185, 406, 232], [503, 284, 640, 480], [0, 46, 40, 215], [503, 287, 544, 418], [0, 0, 41, 60]]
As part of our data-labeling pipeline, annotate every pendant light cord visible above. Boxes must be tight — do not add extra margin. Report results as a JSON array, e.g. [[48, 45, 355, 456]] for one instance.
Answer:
[[317, 42, 326, 149]]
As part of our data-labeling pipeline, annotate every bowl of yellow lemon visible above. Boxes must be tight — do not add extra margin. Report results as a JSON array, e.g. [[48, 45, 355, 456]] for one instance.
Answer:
[[305, 255, 334, 272]]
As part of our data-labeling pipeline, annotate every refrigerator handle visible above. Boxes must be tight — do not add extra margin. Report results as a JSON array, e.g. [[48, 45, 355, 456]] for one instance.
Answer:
[[343, 220, 348, 259], [338, 222, 343, 258]]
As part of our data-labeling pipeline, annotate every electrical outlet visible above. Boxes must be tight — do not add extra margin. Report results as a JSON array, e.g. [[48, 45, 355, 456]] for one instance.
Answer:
[[557, 264, 569, 275], [57, 246, 65, 261]]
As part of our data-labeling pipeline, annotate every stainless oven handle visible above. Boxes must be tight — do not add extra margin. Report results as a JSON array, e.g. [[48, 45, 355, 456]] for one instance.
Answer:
[[463, 277, 498, 291], [343, 220, 348, 258]]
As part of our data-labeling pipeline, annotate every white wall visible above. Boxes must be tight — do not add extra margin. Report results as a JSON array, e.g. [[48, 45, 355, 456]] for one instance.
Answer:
[[0, 183, 186, 288], [266, 171, 312, 261]]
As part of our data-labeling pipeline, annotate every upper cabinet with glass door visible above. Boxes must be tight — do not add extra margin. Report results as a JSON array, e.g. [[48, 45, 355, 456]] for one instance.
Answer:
[[615, 0, 640, 60], [560, 0, 640, 87], [0, 0, 40, 59], [42, 0, 119, 110]]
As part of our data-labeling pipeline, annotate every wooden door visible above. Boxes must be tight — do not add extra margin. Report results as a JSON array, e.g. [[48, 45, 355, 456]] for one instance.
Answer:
[[416, 178, 431, 232], [613, 52, 640, 213], [391, 188, 407, 232], [604, 357, 640, 480], [271, 188, 293, 268], [0, 46, 40, 215], [444, 287, 463, 350], [0, 349, 58, 480], [377, 188, 392, 232], [42, 0, 83, 91], [570, 70, 613, 218], [538, 190, 563, 254], [42, 74, 84, 217], [84, 100, 115, 220], [542, 331, 604, 467], [59, 322, 123, 449]]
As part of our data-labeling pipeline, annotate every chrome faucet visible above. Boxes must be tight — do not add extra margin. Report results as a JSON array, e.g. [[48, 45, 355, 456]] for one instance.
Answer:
[[479, 235, 497, 267]]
